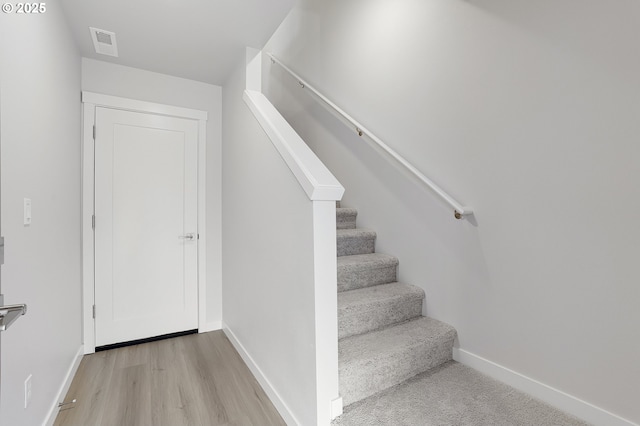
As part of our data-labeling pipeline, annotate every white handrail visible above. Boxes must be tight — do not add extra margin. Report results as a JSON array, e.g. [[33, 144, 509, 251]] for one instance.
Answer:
[[267, 53, 472, 219], [243, 89, 344, 201]]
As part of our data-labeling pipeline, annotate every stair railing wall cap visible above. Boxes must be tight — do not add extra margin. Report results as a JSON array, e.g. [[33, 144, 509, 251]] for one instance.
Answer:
[[267, 52, 473, 220]]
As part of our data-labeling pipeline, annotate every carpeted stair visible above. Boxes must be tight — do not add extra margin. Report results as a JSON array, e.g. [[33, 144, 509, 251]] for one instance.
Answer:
[[335, 204, 457, 407], [333, 204, 588, 426]]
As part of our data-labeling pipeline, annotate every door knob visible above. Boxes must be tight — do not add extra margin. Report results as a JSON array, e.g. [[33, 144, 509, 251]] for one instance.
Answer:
[[178, 233, 195, 240]]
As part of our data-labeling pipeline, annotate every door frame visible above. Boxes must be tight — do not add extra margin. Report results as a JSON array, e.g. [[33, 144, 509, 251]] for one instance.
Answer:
[[81, 91, 208, 354]]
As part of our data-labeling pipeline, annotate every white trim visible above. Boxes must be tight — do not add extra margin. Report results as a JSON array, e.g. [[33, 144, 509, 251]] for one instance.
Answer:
[[330, 397, 344, 419], [453, 348, 639, 426], [243, 90, 344, 202], [81, 93, 208, 353], [223, 324, 300, 426], [246, 47, 262, 92], [199, 321, 222, 333], [43, 345, 84, 426], [82, 102, 96, 354], [197, 119, 207, 332], [81, 92, 207, 121], [312, 201, 340, 423]]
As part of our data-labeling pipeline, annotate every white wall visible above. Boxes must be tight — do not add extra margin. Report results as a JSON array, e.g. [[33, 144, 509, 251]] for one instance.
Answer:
[[81, 58, 223, 329], [0, 4, 82, 425], [222, 58, 320, 425], [264, 0, 640, 424]]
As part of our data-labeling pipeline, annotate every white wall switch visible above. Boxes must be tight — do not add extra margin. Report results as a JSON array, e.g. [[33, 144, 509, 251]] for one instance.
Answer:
[[24, 198, 31, 226]]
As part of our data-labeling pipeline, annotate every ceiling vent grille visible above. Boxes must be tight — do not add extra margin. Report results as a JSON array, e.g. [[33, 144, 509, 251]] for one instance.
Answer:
[[89, 27, 118, 57]]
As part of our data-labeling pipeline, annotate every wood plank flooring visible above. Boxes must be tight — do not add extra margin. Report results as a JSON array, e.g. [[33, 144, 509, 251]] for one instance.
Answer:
[[54, 331, 286, 426]]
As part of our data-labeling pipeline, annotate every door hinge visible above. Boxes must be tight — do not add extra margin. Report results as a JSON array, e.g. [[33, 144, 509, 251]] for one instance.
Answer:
[[93, 125, 96, 140], [92, 215, 95, 230], [92, 305, 96, 319]]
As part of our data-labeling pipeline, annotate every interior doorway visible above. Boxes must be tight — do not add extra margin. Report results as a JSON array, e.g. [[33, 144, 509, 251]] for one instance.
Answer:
[[82, 92, 208, 353]]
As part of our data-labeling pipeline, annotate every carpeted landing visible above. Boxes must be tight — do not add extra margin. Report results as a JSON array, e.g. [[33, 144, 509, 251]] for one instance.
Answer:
[[332, 360, 588, 426]]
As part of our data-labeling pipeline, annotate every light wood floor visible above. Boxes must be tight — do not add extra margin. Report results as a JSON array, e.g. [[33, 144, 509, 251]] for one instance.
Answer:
[[54, 331, 286, 426]]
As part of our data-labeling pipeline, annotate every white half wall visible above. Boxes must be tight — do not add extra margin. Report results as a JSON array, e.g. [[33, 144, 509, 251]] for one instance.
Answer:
[[222, 57, 326, 425], [81, 59, 223, 330], [0, 4, 82, 425], [263, 1, 640, 425]]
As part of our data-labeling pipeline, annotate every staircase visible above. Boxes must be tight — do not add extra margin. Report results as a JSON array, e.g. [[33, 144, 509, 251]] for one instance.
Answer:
[[333, 205, 589, 426], [335, 203, 457, 408]]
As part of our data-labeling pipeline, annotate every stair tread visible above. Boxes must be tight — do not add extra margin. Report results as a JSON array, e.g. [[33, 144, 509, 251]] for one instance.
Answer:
[[332, 361, 588, 426], [336, 207, 358, 216], [339, 316, 456, 405], [338, 282, 424, 311], [339, 316, 455, 363], [338, 283, 425, 339]]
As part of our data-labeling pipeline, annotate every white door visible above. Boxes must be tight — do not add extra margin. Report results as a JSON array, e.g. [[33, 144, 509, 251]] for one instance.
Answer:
[[94, 107, 198, 347]]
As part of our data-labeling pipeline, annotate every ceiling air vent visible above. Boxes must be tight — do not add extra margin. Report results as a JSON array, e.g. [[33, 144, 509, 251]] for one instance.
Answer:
[[89, 27, 118, 57]]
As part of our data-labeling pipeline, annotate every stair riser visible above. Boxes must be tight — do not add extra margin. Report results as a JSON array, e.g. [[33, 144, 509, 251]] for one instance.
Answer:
[[336, 208, 358, 230], [337, 236, 375, 257], [340, 333, 455, 406], [339, 298, 423, 339], [338, 265, 396, 292], [337, 219, 357, 229]]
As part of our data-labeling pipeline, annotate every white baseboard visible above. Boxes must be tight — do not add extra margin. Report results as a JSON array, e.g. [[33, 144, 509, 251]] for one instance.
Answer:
[[331, 397, 343, 419], [453, 348, 638, 426], [222, 323, 299, 426], [199, 320, 222, 333], [43, 345, 84, 426]]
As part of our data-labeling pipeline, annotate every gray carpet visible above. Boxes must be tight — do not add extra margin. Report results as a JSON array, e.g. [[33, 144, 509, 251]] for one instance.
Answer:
[[332, 361, 589, 426], [335, 205, 457, 406], [339, 317, 456, 405], [334, 204, 585, 425]]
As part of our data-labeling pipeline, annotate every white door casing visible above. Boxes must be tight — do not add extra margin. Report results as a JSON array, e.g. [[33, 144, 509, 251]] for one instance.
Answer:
[[94, 108, 198, 346], [82, 92, 208, 353]]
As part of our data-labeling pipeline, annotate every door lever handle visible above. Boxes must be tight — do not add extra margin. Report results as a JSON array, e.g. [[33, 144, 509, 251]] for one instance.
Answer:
[[178, 233, 195, 240], [0, 303, 27, 331]]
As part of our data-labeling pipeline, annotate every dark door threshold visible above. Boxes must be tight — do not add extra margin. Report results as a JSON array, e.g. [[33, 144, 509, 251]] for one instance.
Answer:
[[95, 329, 198, 352]]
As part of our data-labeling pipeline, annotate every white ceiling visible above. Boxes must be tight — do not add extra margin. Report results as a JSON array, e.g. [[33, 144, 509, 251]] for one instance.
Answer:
[[60, 0, 294, 85]]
